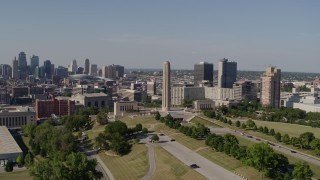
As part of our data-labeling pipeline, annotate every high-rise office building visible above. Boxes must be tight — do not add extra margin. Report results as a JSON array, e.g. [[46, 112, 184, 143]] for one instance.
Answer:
[[0, 64, 12, 80], [68, 59, 78, 73], [162, 61, 171, 112], [84, 59, 90, 74], [89, 64, 98, 76], [44, 60, 52, 78], [147, 80, 156, 96], [102, 65, 116, 78], [30, 55, 39, 75], [55, 66, 69, 79], [12, 57, 19, 79], [18, 52, 28, 80], [218, 58, 237, 88], [260, 67, 281, 108], [194, 62, 214, 86], [115, 65, 124, 78]]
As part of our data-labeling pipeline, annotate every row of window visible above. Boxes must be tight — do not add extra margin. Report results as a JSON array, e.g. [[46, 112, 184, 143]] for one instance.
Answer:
[[119, 105, 134, 111], [199, 104, 212, 109], [87, 101, 105, 107], [0, 116, 30, 127]]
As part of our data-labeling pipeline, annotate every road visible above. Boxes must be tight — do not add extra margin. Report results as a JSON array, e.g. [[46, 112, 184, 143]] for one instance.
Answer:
[[141, 144, 156, 180], [198, 116, 320, 167], [142, 133, 243, 180]]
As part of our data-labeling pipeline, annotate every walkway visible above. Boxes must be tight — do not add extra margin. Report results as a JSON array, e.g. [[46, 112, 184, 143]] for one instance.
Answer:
[[142, 144, 156, 180]]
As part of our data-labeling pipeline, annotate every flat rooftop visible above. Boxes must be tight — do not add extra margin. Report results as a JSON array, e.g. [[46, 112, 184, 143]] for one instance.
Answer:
[[0, 106, 35, 113], [0, 126, 23, 154]]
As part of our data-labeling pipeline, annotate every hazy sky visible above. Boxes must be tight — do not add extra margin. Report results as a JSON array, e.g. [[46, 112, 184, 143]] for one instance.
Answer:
[[0, 0, 319, 72]]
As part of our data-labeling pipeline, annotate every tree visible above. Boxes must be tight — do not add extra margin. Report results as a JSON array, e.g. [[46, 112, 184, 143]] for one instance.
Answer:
[[241, 123, 247, 129], [269, 129, 275, 136], [16, 154, 24, 167], [236, 120, 241, 127], [275, 132, 282, 142], [135, 123, 143, 132], [299, 132, 315, 149], [282, 134, 290, 144], [95, 133, 109, 150], [5, 161, 13, 172], [24, 153, 34, 167], [246, 143, 276, 178], [96, 112, 108, 125], [292, 161, 313, 180], [155, 111, 161, 120], [259, 126, 264, 132], [228, 119, 232, 125], [310, 138, 320, 155], [151, 134, 159, 142], [263, 126, 269, 134], [246, 119, 256, 128], [142, 128, 148, 134]]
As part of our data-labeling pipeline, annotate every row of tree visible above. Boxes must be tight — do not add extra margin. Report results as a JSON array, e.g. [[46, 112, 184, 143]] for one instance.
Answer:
[[178, 123, 210, 139], [235, 119, 320, 156], [156, 112, 314, 179]]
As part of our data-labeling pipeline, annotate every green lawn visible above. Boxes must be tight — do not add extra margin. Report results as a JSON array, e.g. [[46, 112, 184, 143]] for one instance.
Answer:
[[150, 146, 207, 180], [99, 144, 149, 180], [190, 117, 222, 128], [0, 170, 32, 180], [120, 116, 156, 129]]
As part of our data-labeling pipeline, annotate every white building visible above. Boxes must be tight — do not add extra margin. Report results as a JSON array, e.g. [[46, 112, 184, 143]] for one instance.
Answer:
[[0, 126, 23, 163], [171, 86, 205, 106], [0, 106, 36, 128], [204, 87, 234, 101], [193, 100, 215, 111], [114, 101, 138, 117]]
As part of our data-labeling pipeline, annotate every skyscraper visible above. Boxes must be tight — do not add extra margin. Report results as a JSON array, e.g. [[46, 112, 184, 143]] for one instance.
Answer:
[[260, 67, 281, 108], [218, 58, 237, 88], [44, 60, 52, 78], [12, 57, 19, 79], [0, 64, 12, 80], [194, 61, 214, 86], [115, 65, 124, 78], [89, 64, 98, 76], [68, 59, 78, 73], [18, 52, 28, 80], [84, 59, 90, 74], [162, 61, 171, 112], [30, 55, 39, 75]]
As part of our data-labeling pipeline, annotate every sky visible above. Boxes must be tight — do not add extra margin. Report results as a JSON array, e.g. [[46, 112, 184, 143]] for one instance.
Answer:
[[0, 0, 319, 72]]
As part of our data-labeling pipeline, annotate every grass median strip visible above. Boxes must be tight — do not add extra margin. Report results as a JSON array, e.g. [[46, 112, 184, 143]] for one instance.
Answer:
[[190, 117, 222, 128], [150, 146, 207, 180], [0, 170, 32, 180]]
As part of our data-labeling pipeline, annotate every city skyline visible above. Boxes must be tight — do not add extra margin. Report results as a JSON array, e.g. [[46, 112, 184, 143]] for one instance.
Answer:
[[0, 1, 320, 72]]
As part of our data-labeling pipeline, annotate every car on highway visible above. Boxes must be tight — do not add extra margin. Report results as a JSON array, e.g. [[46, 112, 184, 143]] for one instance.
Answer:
[[255, 138, 261, 141], [190, 164, 200, 168], [159, 133, 164, 136], [247, 135, 253, 138], [291, 150, 297, 153], [170, 139, 176, 141]]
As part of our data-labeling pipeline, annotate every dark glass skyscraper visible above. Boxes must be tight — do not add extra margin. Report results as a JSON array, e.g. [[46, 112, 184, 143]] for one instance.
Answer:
[[18, 52, 28, 80], [194, 62, 214, 86], [30, 55, 39, 75], [218, 58, 237, 88], [44, 60, 52, 78]]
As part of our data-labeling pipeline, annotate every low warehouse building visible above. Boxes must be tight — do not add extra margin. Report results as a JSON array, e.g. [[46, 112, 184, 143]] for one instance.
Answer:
[[0, 126, 23, 163]]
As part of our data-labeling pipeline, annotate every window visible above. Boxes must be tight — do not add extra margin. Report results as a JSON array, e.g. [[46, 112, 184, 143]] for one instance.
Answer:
[[101, 101, 105, 107], [87, 102, 91, 107], [94, 101, 99, 107]]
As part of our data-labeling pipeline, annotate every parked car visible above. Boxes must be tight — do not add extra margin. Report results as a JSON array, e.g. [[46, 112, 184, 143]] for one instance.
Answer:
[[190, 164, 200, 168], [159, 133, 164, 136], [170, 139, 176, 142]]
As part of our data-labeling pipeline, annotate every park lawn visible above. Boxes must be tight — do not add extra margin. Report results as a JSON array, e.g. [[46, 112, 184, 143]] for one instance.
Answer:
[[86, 124, 106, 140], [190, 117, 222, 128], [0, 170, 32, 180], [120, 116, 156, 129], [150, 146, 207, 180], [153, 124, 262, 180], [99, 143, 149, 180]]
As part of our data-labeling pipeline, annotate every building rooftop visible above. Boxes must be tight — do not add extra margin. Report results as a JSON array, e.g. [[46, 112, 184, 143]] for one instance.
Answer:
[[75, 92, 108, 97], [0, 106, 35, 113], [0, 126, 23, 155]]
